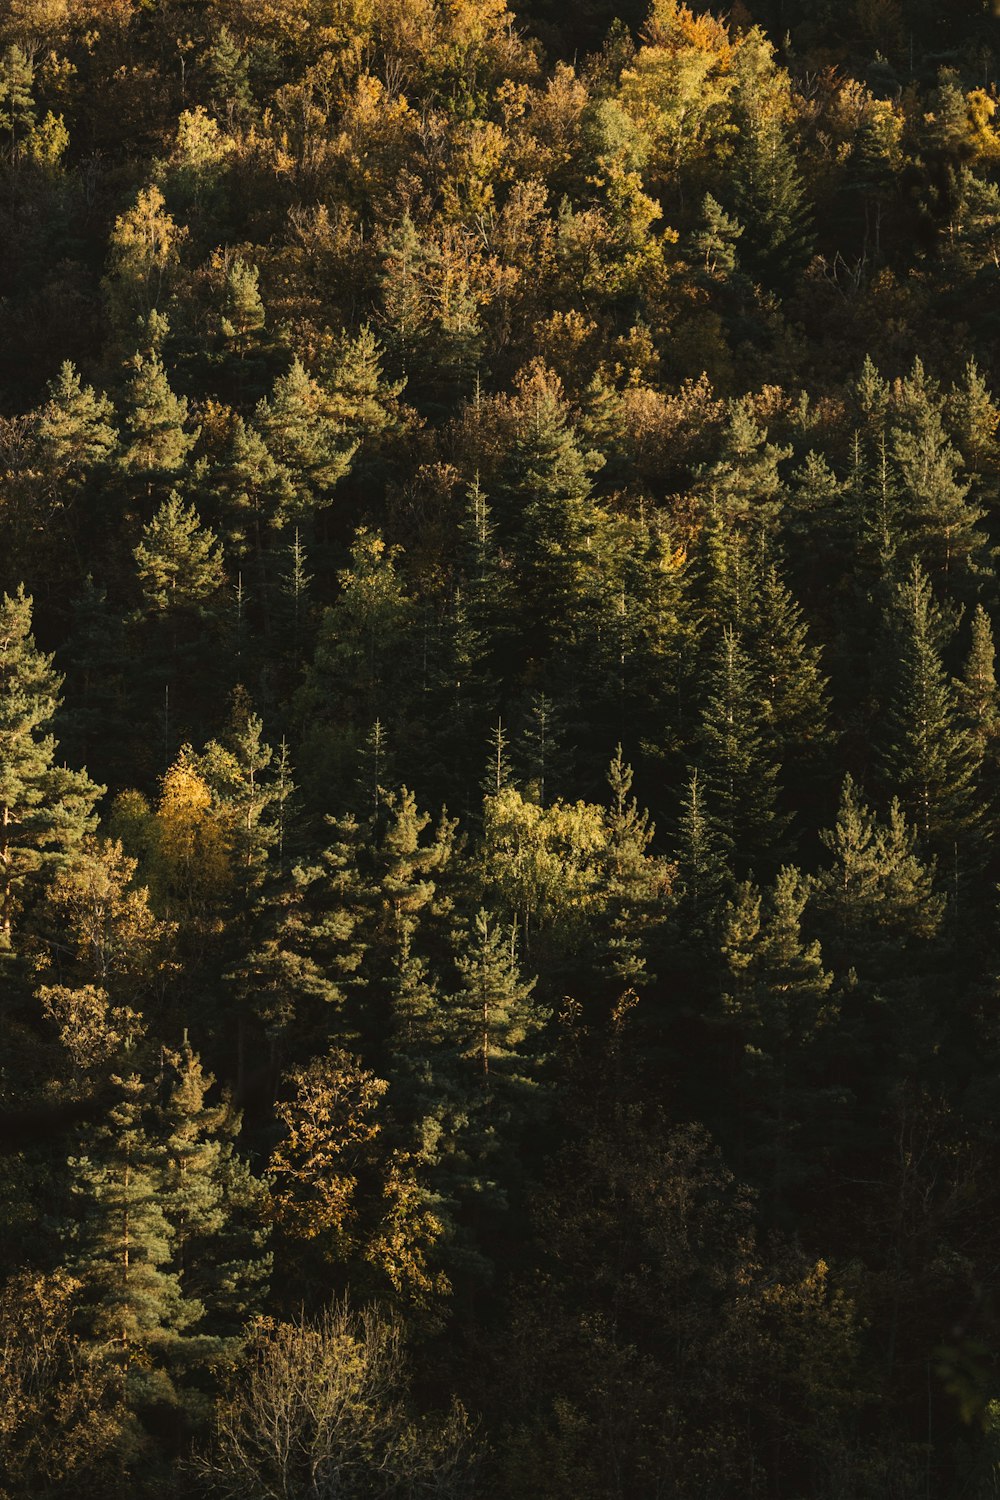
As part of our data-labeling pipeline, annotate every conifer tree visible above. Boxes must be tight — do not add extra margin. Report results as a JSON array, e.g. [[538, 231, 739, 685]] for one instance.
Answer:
[[451, 909, 541, 1093], [812, 775, 945, 981], [890, 359, 988, 584], [34, 362, 117, 492], [692, 193, 744, 281], [67, 1074, 197, 1394], [729, 29, 813, 288], [0, 587, 102, 949], [220, 257, 265, 357], [880, 563, 980, 858], [120, 352, 195, 479], [492, 371, 603, 664], [721, 867, 835, 1201], [198, 700, 292, 897], [134, 493, 226, 615], [744, 561, 830, 764], [160, 1042, 270, 1336], [697, 627, 788, 871], [255, 358, 357, 524], [957, 604, 1000, 764], [208, 415, 282, 561], [671, 768, 732, 945], [598, 746, 667, 991], [947, 357, 1000, 492], [696, 398, 790, 534]]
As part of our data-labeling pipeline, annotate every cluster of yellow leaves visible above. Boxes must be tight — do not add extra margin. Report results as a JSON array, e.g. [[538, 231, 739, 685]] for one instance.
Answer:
[[268, 1049, 450, 1311]]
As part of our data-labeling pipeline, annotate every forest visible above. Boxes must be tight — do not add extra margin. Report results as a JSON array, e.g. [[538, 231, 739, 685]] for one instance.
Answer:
[[3, 0, 1000, 1494]]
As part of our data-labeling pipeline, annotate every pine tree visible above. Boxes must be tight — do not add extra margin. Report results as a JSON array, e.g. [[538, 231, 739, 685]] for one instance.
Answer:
[[880, 562, 980, 859], [0, 45, 34, 150], [160, 1042, 270, 1337], [34, 362, 117, 492], [220, 258, 265, 356], [206, 26, 252, 119], [198, 699, 292, 895], [67, 1073, 197, 1393], [120, 352, 195, 478], [451, 909, 541, 1093], [208, 414, 282, 561], [0, 587, 102, 949], [691, 192, 744, 281], [720, 867, 835, 1202], [947, 357, 1000, 493], [697, 627, 788, 871], [812, 775, 945, 981], [729, 29, 813, 288], [890, 358, 988, 584], [255, 358, 357, 524], [134, 493, 226, 615], [318, 324, 405, 460]]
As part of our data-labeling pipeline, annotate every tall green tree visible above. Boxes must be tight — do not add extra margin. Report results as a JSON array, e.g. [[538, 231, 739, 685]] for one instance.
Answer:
[[0, 587, 102, 949], [697, 627, 788, 872], [879, 563, 980, 861]]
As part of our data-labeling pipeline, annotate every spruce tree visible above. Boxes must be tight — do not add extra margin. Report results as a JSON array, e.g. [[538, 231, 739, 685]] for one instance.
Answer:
[[160, 1042, 270, 1338], [67, 1074, 197, 1394], [697, 627, 789, 871], [890, 359, 988, 585], [255, 357, 357, 524], [120, 352, 195, 479], [34, 362, 117, 492], [133, 493, 226, 616], [0, 587, 102, 949], [451, 909, 541, 1094], [880, 563, 980, 860]]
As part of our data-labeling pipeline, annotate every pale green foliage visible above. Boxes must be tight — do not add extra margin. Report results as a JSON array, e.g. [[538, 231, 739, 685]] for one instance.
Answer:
[[134, 493, 225, 613]]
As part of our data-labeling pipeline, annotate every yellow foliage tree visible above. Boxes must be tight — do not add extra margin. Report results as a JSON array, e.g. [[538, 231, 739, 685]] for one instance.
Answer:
[[618, 0, 736, 188], [152, 751, 232, 914]]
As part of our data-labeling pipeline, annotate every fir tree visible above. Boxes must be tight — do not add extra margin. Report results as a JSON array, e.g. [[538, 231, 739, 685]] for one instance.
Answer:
[[255, 358, 357, 524], [697, 627, 788, 871], [890, 359, 988, 584], [880, 563, 980, 859], [134, 493, 226, 615], [34, 362, 117, 491], [451, 909, 541, 1093], [672, 769, 730, 937], [160, 1042, 270, 1337], [492, 371, 603, 665], [120, 353, 195, 479], [957, 604, 1000, 756], [812, 775, 945, 980], [721, 867, 835, 1203], [730, 29, 813, 288], [696, 398, 791, 535], [67, 1073, 197, 1395], [0, 588, 102, 949]]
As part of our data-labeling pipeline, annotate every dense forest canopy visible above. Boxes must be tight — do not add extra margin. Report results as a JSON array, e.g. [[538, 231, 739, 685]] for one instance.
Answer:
[[4, 0, 1000, 1494]]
